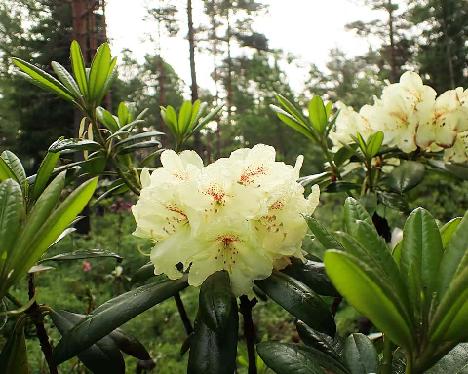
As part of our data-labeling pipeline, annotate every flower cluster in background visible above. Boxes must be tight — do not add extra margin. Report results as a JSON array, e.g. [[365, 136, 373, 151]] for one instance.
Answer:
[[132, 145, 319, 295], [330, 72, 468, 163]]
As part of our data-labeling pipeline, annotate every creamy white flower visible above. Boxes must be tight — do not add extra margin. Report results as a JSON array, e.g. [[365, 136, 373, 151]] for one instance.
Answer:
[[132, 145, 320, 296], [444, 131, 468, 164]]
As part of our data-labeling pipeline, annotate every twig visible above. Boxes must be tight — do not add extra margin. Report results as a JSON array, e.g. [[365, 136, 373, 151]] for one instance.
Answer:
[[240, 295, 258, 374], [27, 274, 58, 374], [174, 292, 193, 335]]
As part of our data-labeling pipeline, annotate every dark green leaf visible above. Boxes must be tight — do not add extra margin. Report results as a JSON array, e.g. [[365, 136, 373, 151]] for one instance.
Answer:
[[117, 140, 161, 154], [257, 342, 349, 374], [388, 161, 425, 193], [283, 259, 338, 296], [40, 249, 122, 263], [306, 216, 345, 251], [377, 191, 410, 213], [0, 318, 29, 374], [1, 151, 26, 186], [0, 157, 16, 182], [343, 197, 372, 235], [440, 217, 462, 249], [198, 271, 233, 331], [295, 320, 339, 359], [333, 145, 357, 167], [0, 179, 23, 264], [49, 138, 101, 153], [131, 262, 156, 284], [188, 273, 238, 374], [255, 272, 335, 336], [109, 328, 153, 361], [343, 333, 378, 374], [425, 343, 468, 374], [114, 131, 164, 148], [54, 276, 188, 363], [325, 181, 360, 193]]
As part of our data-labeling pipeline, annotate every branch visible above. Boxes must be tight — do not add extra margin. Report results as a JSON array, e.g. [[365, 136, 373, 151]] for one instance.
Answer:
[[240, 295, 258, 374], [174, 292, 193, 335]]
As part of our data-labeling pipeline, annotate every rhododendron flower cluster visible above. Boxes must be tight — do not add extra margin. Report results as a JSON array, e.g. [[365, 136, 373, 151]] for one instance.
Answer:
[[330, 72, 468, 163], [132, 144, 320, 295]]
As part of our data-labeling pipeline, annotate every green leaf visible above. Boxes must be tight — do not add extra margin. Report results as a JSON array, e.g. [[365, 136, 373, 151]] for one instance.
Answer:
[[188, 271, 238, 374], [32, 152, 60, 200], [96, 107, 120, 132], [325, 181, 361, 193], [271, 104, 314, 140], [283, 259, 339, 296], [400, 208, 443, 324], [40, 249, 122, 263], [436, 211, 468, 297], [366, 131, 384, 157], [308, 95, 328, 133], [109, 328, 153, 362], [188, 100, 204, 129], [440, 217, 462, 249], [198, 271, 234, 331], [324, 250, 413, 349], [333, 145, 357, 167], [89, 43, 112, 102], [425, 343, 468, 374], [49, 138, 101, 153], [343, 197, 372, 234], [178, 100, 193, 132], [16, 177, 98, 279], [51, 61, 82, 99], [12, 57, 74, 102], [255, 272, 335, 336], [0, 157, 16, 182], [51, 310, 125, 374], [275, 94, 310, 129], [70, 40, 88, 96], [117, 102, 129, 126], [388, 161, 425, 193], [99, 57, 118, 104], [54, 276, 188, 363], [377, 191, 410, 213], [0, 179, 23, 259], [0, 318, 29, 374], [306, 216, 345, 251], [131, 262, 157, 284], [257, 342, 350, 374], [1, 151, 26, 186], [343, 333, 378, 374]]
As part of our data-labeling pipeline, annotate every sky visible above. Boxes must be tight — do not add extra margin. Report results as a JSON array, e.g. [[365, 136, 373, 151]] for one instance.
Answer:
[[106, 0, 383, 94]]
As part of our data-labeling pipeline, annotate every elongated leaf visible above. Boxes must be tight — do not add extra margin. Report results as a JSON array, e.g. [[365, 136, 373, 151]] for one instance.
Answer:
[[117, 102, 130, 126], [343, 333, 378, 374], [308, 96, 327, 133], [343, 197, 372, 234], [295, 320, 339, 359], [325, 181, 360, 193], [96, 107, 119, 132], [16, 177, 98, 280], [1, 151, 26, 186], [198, 271, 233, 331], [189, 100, 203, 129], [109, 328, 153, 361], [32, 152, 60, 200], [51, 310, 125, 374], [366, 131, 384, 157], [333, 145, 357, 167], [12, 58, 74, 102], [131, 262, 157, 284], [257, 342, 349, 374], [70, 41, 88, 96], [54, 276, 187, 363], [256, 272, 335, 336], [49, 138, 101, 153], [324, 250, 413, 349], [51, 61, 81, 99], [388, 161, 425, 193], [425, 343, 468, 374], [0, 179, 22, 259], [436, 211, 468, 297], [188, 273, 238, 374], [283, 259, 338, 296], [275, 94, 309, 129], [89, 43, 112, 102], [98, 57, 117, 104], [400, 208, 443, 324], [178, 100, 192, 132], [0, 157, 16, 182], [0, 318, 29, 374], [118, 140, 161, 154], [440, 217, 462, 249], [306, 216, 344, 251], [40, 249, 122, 263], [114, 131, 164, 148]]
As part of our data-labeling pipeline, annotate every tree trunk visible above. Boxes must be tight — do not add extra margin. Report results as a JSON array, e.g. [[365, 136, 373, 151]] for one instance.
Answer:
[[386, 0, 398, 83], [440, 0, 455, 89], [187, 0, 201, 152]]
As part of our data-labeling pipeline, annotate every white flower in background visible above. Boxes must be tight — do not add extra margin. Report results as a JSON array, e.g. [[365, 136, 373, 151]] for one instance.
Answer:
[[132, 145, 320, 296], [331, 71, 467, 160]]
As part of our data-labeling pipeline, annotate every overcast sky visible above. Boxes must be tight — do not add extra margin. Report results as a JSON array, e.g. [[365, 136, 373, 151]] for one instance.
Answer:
[[106, 0, 384, 94]]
